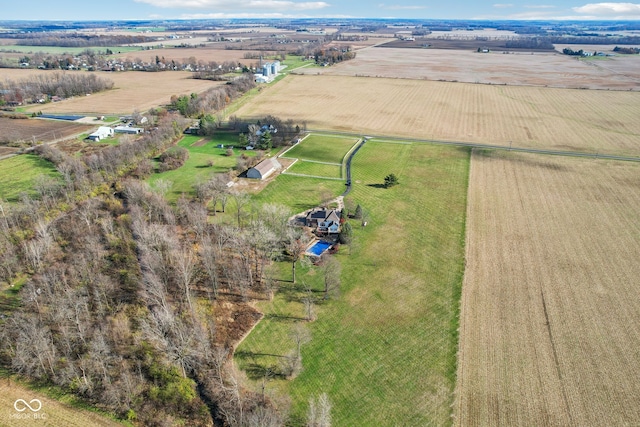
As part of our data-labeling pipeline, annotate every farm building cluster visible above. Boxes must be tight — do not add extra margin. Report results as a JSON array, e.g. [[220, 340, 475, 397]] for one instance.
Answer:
[[254, 60, 281, 83]]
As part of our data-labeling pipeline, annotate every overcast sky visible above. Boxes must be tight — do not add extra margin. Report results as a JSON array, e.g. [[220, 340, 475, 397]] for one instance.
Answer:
[[4, 1, 640, 21]]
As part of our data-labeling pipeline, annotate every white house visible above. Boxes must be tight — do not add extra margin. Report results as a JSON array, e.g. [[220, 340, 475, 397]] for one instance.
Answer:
[[247, 157, 281, 180], [87, 126, 114, 141]]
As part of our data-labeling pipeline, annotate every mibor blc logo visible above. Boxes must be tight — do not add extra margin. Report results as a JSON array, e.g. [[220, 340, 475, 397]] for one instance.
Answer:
[[14, 399, 42, 412], [10, 398, 47, 421]]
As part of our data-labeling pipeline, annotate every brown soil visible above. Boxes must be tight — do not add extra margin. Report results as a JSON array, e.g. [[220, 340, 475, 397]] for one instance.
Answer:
[[0, 116, 93, 144]]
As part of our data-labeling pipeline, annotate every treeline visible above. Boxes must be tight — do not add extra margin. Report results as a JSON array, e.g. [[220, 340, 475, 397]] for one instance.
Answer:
[[504, 37, 555, 50], [6, 33, 151, 47], [229, 115, 305, 147], [314, 46, 356, 65], [562, 48, 588, 56], [0, 110, 311, 423], [0, 180, 292, 425], [0, 72, 113, 104], [169, 75, 255, 117], [613, 46, 640, 54]]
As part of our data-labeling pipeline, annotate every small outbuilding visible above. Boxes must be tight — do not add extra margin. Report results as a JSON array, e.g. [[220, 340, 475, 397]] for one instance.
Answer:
[[247, 157, 282, 180]]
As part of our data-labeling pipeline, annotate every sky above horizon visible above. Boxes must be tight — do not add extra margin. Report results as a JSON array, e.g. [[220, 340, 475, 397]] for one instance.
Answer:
[[3, 1, 640, 21]]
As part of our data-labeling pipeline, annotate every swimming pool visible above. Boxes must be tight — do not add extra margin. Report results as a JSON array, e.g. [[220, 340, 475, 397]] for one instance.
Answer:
[[307, 241, 332, 256]]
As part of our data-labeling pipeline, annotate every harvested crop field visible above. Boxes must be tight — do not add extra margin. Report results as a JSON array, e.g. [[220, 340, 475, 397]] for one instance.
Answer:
[[115, 45, 264, 65], [0, 68, 221, 115], [0, 379, 122, 426], [0, 117, 92, 143], [235, 74, 640, 157], [294, 47, 640, 90], [455, 150, 640, 426]]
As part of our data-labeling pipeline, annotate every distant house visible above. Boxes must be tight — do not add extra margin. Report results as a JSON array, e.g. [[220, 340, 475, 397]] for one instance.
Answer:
[[114, 126, 144, 134], [86, 126, 114, 141], [306, 208, 341, 234], [247, 157, 282, 180]]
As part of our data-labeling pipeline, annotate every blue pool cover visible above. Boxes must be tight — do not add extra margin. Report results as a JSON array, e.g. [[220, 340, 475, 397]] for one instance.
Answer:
[[308, 241, 331, 256]]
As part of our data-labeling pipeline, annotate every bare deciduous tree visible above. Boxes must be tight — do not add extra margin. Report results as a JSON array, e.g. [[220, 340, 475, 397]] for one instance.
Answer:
[[321, 255, 341, 300], [307, 393, 332, 427]]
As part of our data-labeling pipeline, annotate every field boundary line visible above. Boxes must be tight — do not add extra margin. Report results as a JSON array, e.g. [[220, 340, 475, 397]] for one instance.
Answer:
[[281, 172, 344, 181], [280, 158, 299, 173], [286, 159, 342, 166], [279, 133, 311, 158], [307, 128, 640, 163]]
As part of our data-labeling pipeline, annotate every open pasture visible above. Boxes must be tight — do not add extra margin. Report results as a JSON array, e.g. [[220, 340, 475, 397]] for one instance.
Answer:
[[0, 155, 59, 202], [455, 150, 640, 426], [294, 46, 640, 90], [0, 379, 123, 426], [234, 74, 640, 157], [0, 68, 221, 115], [0, 117, 93, 144], [238, 141, 469, 425]]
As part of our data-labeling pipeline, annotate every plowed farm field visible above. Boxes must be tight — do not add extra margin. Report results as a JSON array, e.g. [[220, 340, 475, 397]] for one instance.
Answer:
[[0, 117, 92, 143], [233, 75, 640, 157], [454, 150, 640, 426]]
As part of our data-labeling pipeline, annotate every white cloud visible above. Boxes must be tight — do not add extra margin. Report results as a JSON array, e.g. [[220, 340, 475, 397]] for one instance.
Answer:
[[181, 12, 351, 18], [573, 2, 640, 16], [493, 4, 514, 8], [378, 3, 427, 10], [134, 0, 330, 10], [523, 4, 556, 8]]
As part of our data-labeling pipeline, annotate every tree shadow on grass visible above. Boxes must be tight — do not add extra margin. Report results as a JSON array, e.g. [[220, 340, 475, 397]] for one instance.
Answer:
[[263, 313, 306, 322], [367, 183, 387, 189], [242, 363, 287, 381]]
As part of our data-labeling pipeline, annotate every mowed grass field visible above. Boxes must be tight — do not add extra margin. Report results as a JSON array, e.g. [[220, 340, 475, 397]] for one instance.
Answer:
[[282, 134, 359, 164], [237, 141, 470, 425], [455, 150, 640, 426], [281, 133, 360, 179], [0, 155, 59, 202], [284, 161, 342, 179], [0, 379, 124, 426], [234, 74, 640, 157]]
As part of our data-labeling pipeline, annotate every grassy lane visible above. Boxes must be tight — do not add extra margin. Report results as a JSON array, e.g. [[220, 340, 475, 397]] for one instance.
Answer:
[[237, 141, 470, 425]]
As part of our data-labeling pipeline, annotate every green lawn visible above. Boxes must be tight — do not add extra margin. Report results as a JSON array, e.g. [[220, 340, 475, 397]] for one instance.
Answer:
[[147, 134, 244, 201], [236, 141, 470, 426], [252, 174, 346, 212], [282, 134, 359, 164], [0, 154, 60, 202], [285, 160, 342, 179]]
